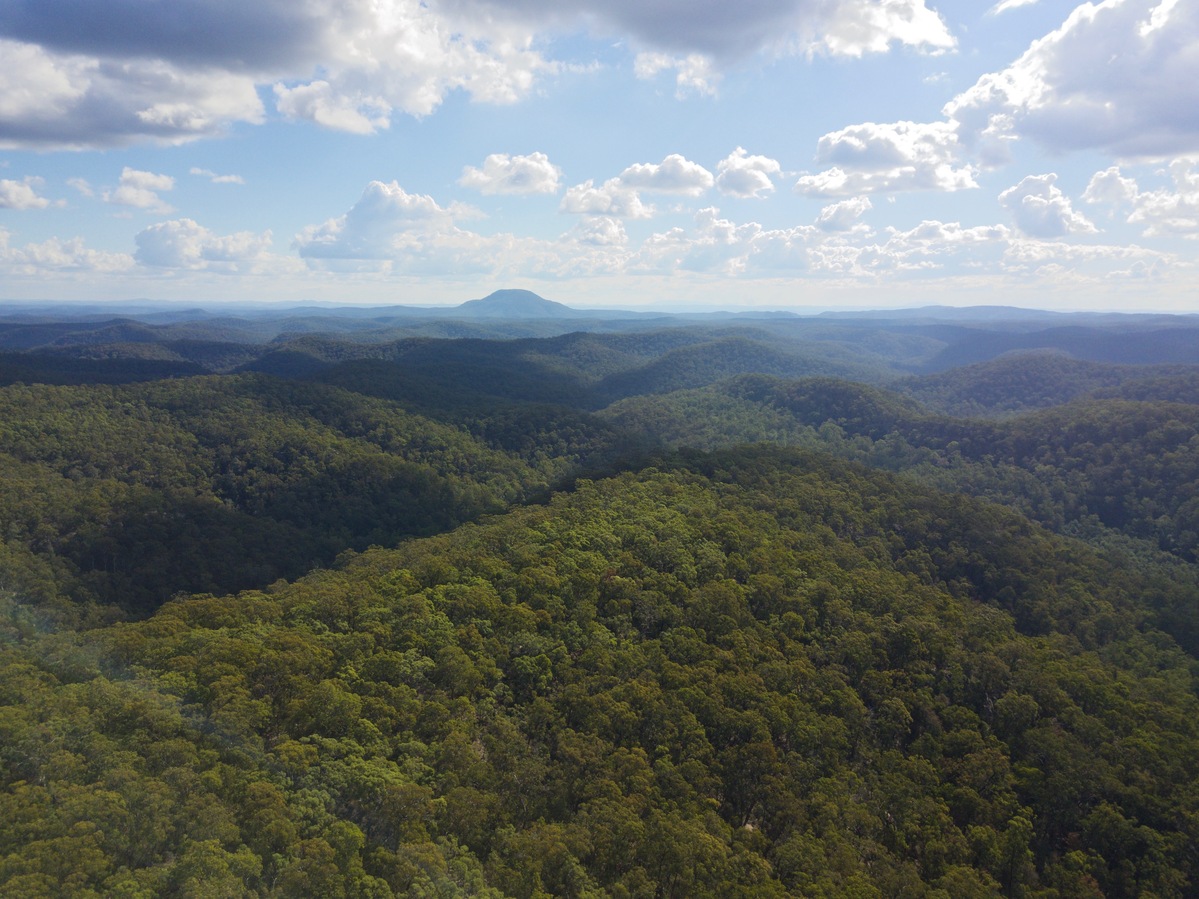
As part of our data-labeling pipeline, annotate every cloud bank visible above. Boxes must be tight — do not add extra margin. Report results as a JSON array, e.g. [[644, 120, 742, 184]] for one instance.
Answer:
[[948, 0, 1199, 158], [0, 0, 955, 148]]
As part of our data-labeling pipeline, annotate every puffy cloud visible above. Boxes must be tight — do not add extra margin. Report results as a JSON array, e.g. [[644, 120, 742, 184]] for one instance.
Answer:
[[135, 218, 272, 270], [570, 216, 628, 247], [0, 2, 545, 146], [0, 229, 134, 273], [560, 179, 654, 219], [105, 167, 175, 213], [885, 219, 1011, 249], [633, 52, 718, 97], [294, 180, 486, 264], [998, 173, 1097, 238], [274, 81, 390, 135], [559, 154, 712, 220], [633, 207, 772, 275], [796, 120, 977, 196], [816, 196, 872, 232], [1083, 166, 1140, 207], [628, 205, 887, 277], [715, 148, 781, 198], [794, 0, 1199, 191], [816, 0, 956, 58], [814, 219, 1009, 276], [618, 154, 713, 196], [292, 179, 641, 280], [1, 0, 955, 147], [288, 176, 1185, 290], [0, 38, 264, 149], [1085, 158, 1199, 238], [464, 0, 954, 62], [0, 176, 53, 210], [459, 152, 562, 195], [627, 207, 1161, 282], [189, 167, 245, 185], [946, 0, 1199, 158], [999, 237, 1170, 281], [615, 207, 1002, 280], [627, 207, 1165, 284], [271, 5, 552, 128]]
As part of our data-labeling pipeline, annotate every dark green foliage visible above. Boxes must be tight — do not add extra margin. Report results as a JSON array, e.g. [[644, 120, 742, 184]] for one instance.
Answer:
[[608, 374, 1199, 573], [4, 449, 1197, 897], [920, 324, 1199, 370], [593, 336, 876, 402], [0, 350, 206, 386], [3, 309, 1199, 896], [0, 375, 547, 616], [1092, 369, 1199, 405], [895, 353, 1195, 418]]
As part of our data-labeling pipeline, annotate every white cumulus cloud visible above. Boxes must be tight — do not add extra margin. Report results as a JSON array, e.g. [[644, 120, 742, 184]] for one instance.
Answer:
[[0, 177, 53, 210], [105, 167, 175, 213], [570, 216, 628, 247], [135, 218, 272, 270], [560, 179, 654, 219], [291, 179, 636, 280], [816, 0, 956, 57], [0, 0, 957, 148], [1085, 158, 1199, 239], [618, 154, 714, 196], [0, 2, 545, 146], [294, 180, 486, 265], [796, 120, 976, 196], [716, 148, 781, 199], [0, 38, 264, 149], [560, 153, 713, 220], [633, 52, 718, 96], [998, 173, 1097, 238], [274, 81, 391, 136], [465, 0, 954, 62], [816, 196, 872, 232], [0, 229, 134, 274], [1000, 237, 1169, 281], [1083, 166, 1140, 208], [947, 0, 1199, 158], [459, 152, 562, 195]]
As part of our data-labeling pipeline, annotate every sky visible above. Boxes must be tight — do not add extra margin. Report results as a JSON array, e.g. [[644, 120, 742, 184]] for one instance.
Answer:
[[0, 0, 1197, 312]]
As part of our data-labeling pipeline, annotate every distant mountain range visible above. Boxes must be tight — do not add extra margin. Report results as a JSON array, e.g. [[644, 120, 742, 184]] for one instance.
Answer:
[[4, 290, 1197, 327], [5, 290, 1199, 375]]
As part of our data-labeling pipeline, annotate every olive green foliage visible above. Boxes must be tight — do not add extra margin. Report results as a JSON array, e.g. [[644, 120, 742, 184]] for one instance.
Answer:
[[894, 354, 1195, 418], [3, 450, 1198, 896], [607, 374, 1199, 568], [2, 319, 1199, 897], [0, 375, 553, 617]]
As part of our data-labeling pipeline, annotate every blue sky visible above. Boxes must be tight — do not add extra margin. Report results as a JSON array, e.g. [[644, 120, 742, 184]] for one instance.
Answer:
[[1, 0, 1196, 311]]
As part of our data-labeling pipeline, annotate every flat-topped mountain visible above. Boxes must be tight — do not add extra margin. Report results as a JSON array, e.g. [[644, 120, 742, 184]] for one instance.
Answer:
[[448, 288, 587, 319]]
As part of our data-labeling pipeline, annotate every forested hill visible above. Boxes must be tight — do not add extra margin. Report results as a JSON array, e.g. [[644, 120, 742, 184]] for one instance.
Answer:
[[604, 374, 1199, 583], [4, 449, 1198, 896], [3, 302, 1199, 897], [0, 374, 619, 618]]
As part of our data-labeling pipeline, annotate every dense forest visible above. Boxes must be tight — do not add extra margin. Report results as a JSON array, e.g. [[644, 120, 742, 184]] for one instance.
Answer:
[[2, 295, 1199, 897]]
